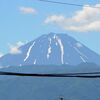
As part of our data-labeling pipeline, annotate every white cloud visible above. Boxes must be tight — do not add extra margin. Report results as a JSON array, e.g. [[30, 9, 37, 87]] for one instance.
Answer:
[[0, 52, 4, 58], [19, 6, 37, 14], [45, 4, 100, 32], [8, 41, 24, 55], [16, 41, 24, 47], [9, 46, 21, 54], [45, 15, 65, 23]]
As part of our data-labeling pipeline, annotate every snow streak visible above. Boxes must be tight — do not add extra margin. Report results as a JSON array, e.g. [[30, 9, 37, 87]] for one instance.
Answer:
[[33, 59, 37, 64], [74, 47, 88, 59], [76, 42, 83, 48], [80, 56, 86, 63], [74, 47, 88, 62], [47, 38, 52, 59], [53, 34, 56, 39], [24, 42, 35, 62], [56, 36, 64, 64]]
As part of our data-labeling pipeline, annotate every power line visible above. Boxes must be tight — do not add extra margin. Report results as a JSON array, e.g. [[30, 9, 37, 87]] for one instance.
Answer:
[[1, 71, 100, 78], [35, 0, 100, 9], [37, 0, 84, 6]]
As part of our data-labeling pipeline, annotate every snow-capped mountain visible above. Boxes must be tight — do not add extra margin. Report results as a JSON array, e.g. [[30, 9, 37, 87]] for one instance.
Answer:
[[0, 33, 100, 67]]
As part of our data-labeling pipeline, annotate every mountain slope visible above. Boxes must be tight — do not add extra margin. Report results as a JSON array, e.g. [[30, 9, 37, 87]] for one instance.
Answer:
[[0, 33, 100, 67]]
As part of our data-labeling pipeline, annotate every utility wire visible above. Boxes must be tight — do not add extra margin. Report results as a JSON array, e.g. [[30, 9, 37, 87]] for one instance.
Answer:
[[35, 0, 100, 9], [1, 71, 100, 78]]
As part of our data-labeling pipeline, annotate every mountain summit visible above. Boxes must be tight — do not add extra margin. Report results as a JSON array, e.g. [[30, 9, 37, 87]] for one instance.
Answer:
[[0, 33, 100, 67]]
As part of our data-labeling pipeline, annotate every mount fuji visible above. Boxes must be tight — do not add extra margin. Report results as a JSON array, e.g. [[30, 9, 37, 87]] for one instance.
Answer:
[[0, 33, 100, 67]]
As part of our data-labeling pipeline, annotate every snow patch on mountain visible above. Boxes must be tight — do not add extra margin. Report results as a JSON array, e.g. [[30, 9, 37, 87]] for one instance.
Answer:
[[33, 59, 37, 64], [24, 41, 35, 62], [56, 36, 64, 64], [80, 56, 86, 63], [53, 34, 58, 46], [74, 46, 88, 62], [75, 47, 88, 59], [47, 38, 52, 59], [76, 42, 83, 48], [53, 34, 56, 39]]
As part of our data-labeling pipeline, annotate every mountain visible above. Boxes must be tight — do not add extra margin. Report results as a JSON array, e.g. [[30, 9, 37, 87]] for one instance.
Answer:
[[0, 33, 100, 67]]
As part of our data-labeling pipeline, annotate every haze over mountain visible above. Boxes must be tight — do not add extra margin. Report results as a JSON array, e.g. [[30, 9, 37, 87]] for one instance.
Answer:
[[0, 33, 100, 67]]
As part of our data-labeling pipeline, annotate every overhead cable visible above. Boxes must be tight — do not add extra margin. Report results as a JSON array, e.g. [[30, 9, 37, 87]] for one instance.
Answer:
[[35, 0, 100, 9]]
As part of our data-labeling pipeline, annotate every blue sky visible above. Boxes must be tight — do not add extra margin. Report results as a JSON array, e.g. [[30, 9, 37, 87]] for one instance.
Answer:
[[0, 0, 100, 56]]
